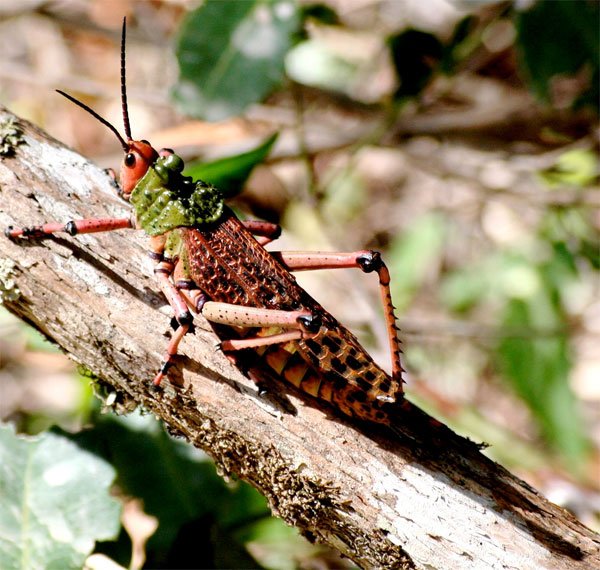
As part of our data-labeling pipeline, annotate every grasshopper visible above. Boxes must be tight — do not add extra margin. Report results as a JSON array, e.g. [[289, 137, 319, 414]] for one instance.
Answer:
[[6, 19, 406, 425]]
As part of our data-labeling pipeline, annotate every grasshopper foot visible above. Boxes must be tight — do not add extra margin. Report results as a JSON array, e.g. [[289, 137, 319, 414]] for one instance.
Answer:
[[152, 361, 172, 387], [5, 225, 36, 240], [4, 226, 16, 240]]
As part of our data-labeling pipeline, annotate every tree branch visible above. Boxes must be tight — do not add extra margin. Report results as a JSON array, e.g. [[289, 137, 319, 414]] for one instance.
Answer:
[[1, 107, 598, 569]]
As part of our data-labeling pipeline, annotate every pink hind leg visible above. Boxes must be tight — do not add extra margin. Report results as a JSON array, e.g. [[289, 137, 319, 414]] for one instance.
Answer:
[[272, 250, 404, 384]]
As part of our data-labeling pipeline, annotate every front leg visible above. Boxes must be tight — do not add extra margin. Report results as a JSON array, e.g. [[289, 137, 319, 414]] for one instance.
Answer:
[[153, 298, 321, 386], [5, 217, 134, 239], [147, 234, 193, 325], [151, 250, 322, 384], [153, 294, 322, 386]]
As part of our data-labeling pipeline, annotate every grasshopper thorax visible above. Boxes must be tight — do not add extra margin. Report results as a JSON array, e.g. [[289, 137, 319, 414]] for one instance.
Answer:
[[128, 148, 224, 236]]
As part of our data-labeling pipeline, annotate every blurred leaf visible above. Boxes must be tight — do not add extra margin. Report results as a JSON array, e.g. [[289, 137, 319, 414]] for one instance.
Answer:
[[286, 39, 358, 92], [239, 518, 323, 570], [301, 3, 340, 25], [184, 133, 278, 197], [322, 166, 365, 222], [497, 248, 590, 470], [538, 148, 598, 188], [442, 251, 546, 312], [515, 0, 599, 108], [389, 212, 447, 311], [0, 424, 120, 570], [0, 306, 61, 353], [282, 201, 331, 248], [441, 15, 478, 73], [388, 29, 443, 101], [23, 327, 59, 353], [540, 209, 600, 270], [173, 0, 301, 120], [440, 260, 492, 313], [68, 412, 271, 568]]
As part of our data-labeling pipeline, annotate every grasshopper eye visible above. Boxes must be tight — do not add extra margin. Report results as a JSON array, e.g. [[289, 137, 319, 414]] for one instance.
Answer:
[[124, 153, 136, 167]]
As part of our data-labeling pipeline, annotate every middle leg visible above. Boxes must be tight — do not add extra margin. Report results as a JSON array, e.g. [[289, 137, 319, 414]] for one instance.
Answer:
[[200, 301, 321, 351]]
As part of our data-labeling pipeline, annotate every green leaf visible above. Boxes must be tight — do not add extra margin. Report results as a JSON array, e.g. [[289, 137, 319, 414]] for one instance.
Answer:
[[440, 263, 490, 313], [537, 149, 598, 189], [496, 251, 590, 470], [236, 518, 318, 570], [516, 1, 599, 107], [0, 424, 120, 570], [441, 15, 478, 74], [70, 412, 271, 568], [286, 38, 358, 92], [301, 3, 340, 26], [173, 0, 301, 120], [184, 133, 278, 197]]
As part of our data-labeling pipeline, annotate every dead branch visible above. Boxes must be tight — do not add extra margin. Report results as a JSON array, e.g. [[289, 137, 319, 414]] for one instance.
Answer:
[[1, 107, 598, 569]]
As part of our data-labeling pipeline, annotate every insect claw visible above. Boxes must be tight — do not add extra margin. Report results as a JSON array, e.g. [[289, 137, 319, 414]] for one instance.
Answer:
[[104, 167, 120, 187], [5, 225, 37, 240], [10, 226, 43, 239], [153, 360, 173, 386]]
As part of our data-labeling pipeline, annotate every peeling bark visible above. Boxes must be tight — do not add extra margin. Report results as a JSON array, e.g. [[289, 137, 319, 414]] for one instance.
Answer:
[[1, 108, 598, 570]]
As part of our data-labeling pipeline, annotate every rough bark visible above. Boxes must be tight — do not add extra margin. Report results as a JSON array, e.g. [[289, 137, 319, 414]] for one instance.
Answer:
[[0, 107, 598, 570]]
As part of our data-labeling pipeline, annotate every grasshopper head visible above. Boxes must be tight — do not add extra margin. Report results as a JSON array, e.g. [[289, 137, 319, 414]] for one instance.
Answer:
[[120, 140, 159, 197]]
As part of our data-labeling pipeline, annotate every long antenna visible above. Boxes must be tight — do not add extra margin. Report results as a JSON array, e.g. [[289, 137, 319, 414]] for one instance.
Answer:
[[55, 18, 133, 152], [56, 89, 129, 152], [120, 16, 132, 141]]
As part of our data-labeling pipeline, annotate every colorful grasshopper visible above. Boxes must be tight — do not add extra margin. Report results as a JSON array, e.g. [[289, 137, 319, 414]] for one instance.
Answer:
[[6, 20, 406, 424]]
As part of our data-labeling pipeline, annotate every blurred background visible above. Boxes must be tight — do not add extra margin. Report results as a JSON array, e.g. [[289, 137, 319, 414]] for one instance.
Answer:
[[0, 1, 598, 568]]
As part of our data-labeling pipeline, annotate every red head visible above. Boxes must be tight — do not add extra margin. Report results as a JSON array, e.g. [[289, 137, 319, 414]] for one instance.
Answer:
[[56, 18, 158, 199], [120, 140, 159, 195]]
